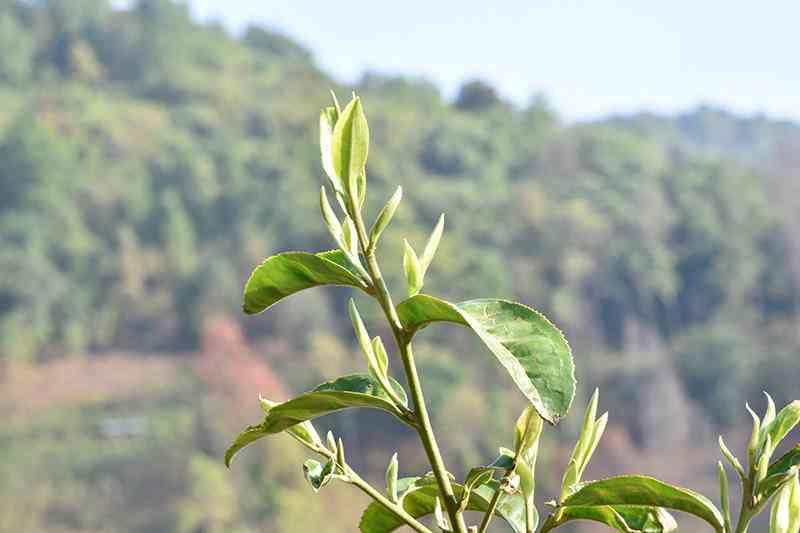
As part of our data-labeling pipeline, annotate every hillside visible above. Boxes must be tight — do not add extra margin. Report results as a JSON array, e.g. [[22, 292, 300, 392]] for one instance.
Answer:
[[0, 1, 798, 532]]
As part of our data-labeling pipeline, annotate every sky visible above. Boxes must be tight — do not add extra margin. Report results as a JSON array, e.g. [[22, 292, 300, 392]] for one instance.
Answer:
[[186, 0, 799, 121]]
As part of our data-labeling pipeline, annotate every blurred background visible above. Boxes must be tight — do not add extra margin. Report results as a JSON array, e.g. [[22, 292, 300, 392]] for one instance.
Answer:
[[0, 1, 798, 532]]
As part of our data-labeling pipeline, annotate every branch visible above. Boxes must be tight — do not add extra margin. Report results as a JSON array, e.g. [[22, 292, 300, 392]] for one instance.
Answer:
[[347, 191, 469, 533]]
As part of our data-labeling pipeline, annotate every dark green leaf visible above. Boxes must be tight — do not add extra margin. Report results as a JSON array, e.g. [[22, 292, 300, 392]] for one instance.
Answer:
[[541, 505, 678, 533], [560, 476, 724, 532], [225, 374, 407, 466], [769, 445, 800, 479], [242, 250, 366, 315], [358, 477, 529, 533], [397, 295, 575, 423]]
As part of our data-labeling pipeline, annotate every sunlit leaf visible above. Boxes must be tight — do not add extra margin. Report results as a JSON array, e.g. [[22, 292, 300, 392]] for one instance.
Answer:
[[541, 504, 678, 533], [242, 250, 366, 315], [761, 402, 800, 454], [332, 97, 369, 197], [558, 476, 724, 532], [397, 295, 575, 423], [225, 374, 407, 466]]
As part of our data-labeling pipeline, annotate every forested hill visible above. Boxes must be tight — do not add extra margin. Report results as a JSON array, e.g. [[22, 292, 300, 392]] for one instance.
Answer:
[[1, 0, 799, 429], [605, 106, 800, 164]]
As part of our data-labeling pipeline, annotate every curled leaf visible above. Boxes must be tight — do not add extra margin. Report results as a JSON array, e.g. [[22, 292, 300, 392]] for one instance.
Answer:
[[386, 453, 399, 503], [242, 250, 366, 315], [225, 374, 408, 466], [303, 458, 336, 492]]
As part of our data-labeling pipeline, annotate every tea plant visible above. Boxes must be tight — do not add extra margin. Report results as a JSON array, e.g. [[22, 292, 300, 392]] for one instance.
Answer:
[[226, 93, 800, 533]]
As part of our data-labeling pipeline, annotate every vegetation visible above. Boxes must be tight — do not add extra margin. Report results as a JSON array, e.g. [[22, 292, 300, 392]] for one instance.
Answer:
[[0, 1, 799, 532], [225, 92, 800, 533]]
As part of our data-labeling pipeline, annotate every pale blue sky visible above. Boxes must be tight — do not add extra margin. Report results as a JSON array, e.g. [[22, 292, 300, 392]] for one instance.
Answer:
[[187, 0, 799, 121]]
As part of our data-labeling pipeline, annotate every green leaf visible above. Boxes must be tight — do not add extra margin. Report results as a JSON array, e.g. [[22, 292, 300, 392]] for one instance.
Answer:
[[464, 448, 516, 491], [372, 336, 390, 379], [242, 250, 366, 315], [770, 445, 800, 479], [303, 458, 336, 492], [402, 239, 423, 297], [514, 405, 544, 457], [541, 505, 678, 533], [319, 186, 344, 243], [513, 406, 544, 532], [559, 476, 724, 532], [332, 97, 369, 198], [397, 295, 575, 423], [770, 471, 800, 533], [358, 477, 530, 533], [369, 186, 402, 251], [260, 396, 323, 451], [225, 374, 407, 466], [386, 453, 399, 503], [224, 424, 267, 468], [762, 402, 800, 455], [759, 466, 800, 503], [420, 213, 444, 272], [320, 107, 342, 193], [718, 462, 732, 533]]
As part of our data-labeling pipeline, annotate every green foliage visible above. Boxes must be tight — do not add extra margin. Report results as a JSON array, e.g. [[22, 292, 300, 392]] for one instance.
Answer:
[[225, 374, 408, 466], [358, 476, 529, 533], [0, 3, 799, 532], [242, 251, 368, 315], [222, 92, 800, 533], [397, 295, 575, 423]]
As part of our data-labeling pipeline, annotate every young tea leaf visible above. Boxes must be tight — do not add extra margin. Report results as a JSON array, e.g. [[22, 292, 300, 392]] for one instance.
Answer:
[[540, 505, 677, 533], [761, 401, 800, 456], [769, 472, 799, 533], [397, 295, 575, 424], [769, 446, 800, 480], [559, 475, 724, 532], [402, 240, 423, 296], [242, 250, 367, 315], [420, 214, 444, 273], [225, 374, 408, 466], [303, 458, 336, 492], [369, 186, 402, 251], [320, 107, 342, 193], [332, 96, 369, 201], [372, 336, 390, 379], [320, 186, 344, 242], [386, 453, 399, 503]]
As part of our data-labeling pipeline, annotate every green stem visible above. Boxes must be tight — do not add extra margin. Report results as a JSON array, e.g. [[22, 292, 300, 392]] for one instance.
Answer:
[[477, 485, 504, 533], [349, 195, 469, 533], [347, 468, 433, 533]]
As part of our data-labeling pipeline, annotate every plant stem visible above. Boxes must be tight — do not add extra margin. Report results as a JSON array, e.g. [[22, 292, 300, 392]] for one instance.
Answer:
[[477, 486, 503, 533], [349, 196, 469, 533], [733, 475, 754, 533], [346, 467, 434, 533]]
